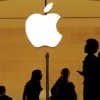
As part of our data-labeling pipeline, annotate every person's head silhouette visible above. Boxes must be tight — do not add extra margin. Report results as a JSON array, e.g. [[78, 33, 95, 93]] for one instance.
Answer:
[[0, 86, 6, 96], [61, 68, 70, 81], [85, 38, 99, 54], [31, 70, 42, 81]]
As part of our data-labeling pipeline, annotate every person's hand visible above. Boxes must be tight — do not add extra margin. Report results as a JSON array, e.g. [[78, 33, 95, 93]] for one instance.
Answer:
[[77, 71, 83, 75]]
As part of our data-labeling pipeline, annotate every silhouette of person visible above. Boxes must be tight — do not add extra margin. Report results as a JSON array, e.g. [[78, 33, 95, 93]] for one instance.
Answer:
[[23, 70, 43, 100], [0, 86, 12, 100], [77, 38, 100, 100], [50, 68, 77, 100]]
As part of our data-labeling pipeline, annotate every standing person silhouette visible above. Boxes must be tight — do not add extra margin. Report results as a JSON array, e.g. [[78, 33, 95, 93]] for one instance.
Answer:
[[77, 38, 100, 100], [23, 70, 43, 100], [0, 86, 12, 100], [50, 68, 77, 100]]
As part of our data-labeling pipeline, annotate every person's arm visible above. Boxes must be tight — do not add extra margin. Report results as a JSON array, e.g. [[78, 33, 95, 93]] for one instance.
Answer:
[[23, 86, 27, 100], [51, 82, 57, 96], [70, 83, 77, 100], [23, 92, 26, 100], [77, 60, 86, 76], [23, 90, 26, 100], [51, 77, 61, 96], [77, 71, 84, 75], [35, 81, 43, 95]]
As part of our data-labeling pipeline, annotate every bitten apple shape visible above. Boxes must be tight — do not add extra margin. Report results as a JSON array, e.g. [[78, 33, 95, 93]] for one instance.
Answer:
[[25, 2, 62, 47]]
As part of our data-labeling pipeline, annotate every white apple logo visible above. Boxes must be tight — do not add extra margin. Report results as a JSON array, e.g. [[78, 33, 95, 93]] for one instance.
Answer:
[[25, 2, 62, 47]]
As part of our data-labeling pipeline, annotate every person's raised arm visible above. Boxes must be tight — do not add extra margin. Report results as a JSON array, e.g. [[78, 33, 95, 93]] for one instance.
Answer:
[[77, 71, 84, 75]]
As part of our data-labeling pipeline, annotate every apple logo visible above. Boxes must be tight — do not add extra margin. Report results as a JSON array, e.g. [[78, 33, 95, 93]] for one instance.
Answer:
[[25, 2, 62, 47]]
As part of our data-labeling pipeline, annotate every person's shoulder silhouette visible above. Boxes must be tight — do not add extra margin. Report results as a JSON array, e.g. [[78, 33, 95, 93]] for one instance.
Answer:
[[50, 68, 77, 100], [23, 69, 43, 100], [77, 38, 99, 77], [0, 95, 12, 100], [0, 86, 12, 100], [67, 82, 75, 89]]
